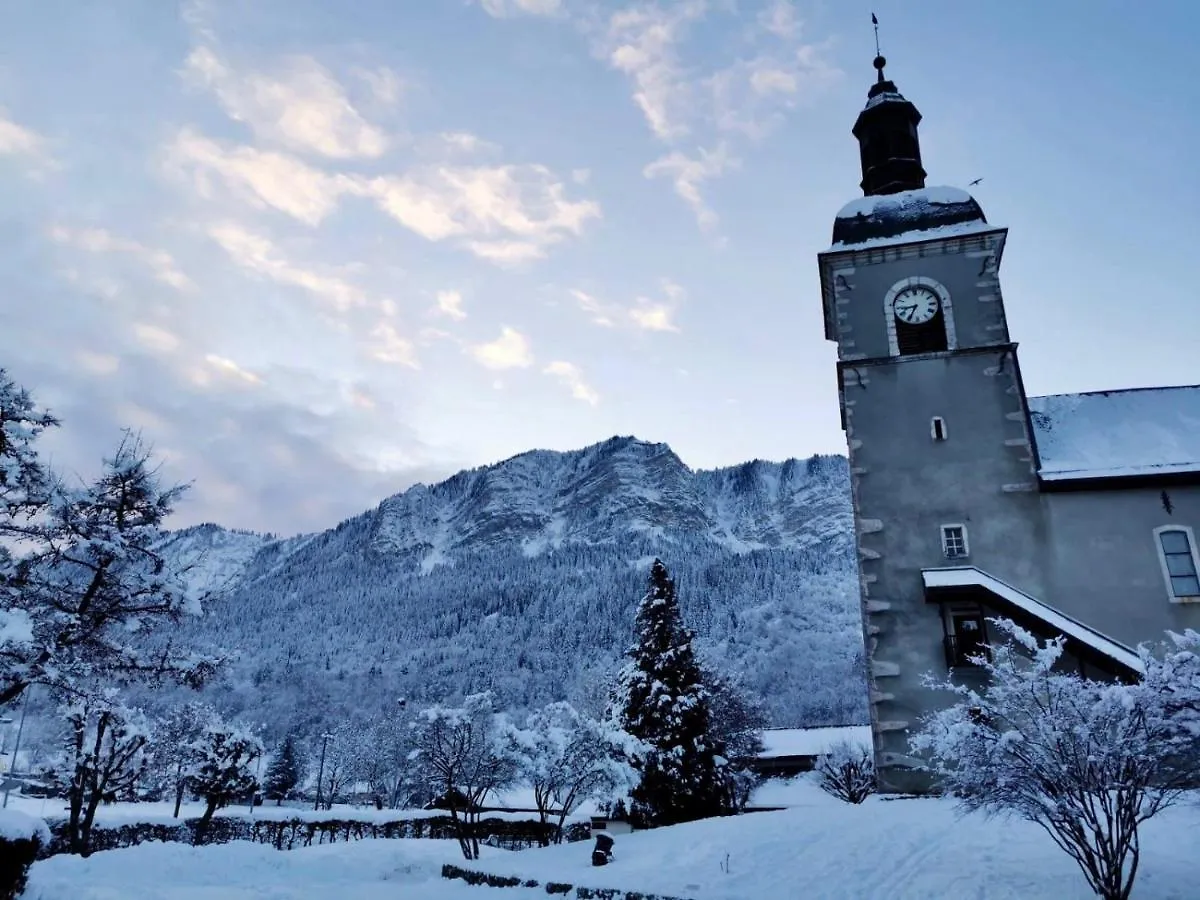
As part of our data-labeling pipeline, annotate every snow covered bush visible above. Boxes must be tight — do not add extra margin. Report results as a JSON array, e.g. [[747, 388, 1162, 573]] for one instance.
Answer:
[[0, 809, 50, 900], [508, 701, 642, 844], [41, 691, 151, 856], [185, 719, 264, 843], [612, 558, 727, 827], [816, 740, 874, 804], [911, 618, 1196, 900], [147, 700, 219, 816], [411, 692, 519, 860]]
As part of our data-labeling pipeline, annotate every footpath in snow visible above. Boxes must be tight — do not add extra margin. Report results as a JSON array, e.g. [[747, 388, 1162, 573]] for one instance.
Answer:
[[454, 779, 1199, 900]]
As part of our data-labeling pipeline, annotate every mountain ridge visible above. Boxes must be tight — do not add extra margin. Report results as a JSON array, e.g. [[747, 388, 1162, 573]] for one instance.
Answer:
[[158, 435, 866, 738]]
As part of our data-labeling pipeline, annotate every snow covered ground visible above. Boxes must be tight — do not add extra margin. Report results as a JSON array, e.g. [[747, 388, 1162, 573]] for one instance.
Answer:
[[24, 839, 538, 900], [15, 780, 1200, 898], [460, 779, 1199, 899]]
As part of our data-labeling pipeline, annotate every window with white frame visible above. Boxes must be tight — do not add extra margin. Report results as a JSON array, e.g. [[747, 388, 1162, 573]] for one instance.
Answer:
[[941, 524, 969, 560], [931, 416, 947, 441], [1156, 526, 1200, 600]]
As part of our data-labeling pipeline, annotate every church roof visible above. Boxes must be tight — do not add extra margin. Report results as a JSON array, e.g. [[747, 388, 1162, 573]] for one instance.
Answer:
[[1029, 385, 1200, 482], [829, 186, 992, 250]]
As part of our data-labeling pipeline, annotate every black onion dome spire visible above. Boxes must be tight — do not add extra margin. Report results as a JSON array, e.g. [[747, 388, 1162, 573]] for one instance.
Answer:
[[852, 53, 927, 196]]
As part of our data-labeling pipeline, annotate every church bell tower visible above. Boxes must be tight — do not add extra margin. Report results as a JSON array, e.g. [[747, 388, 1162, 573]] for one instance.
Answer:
[[816, 46, 1045, 792]]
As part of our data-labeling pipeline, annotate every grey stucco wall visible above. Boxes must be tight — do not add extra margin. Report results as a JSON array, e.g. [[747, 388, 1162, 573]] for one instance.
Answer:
[[1041, 486, 1200, 646], [842, 345, 1045, 791]]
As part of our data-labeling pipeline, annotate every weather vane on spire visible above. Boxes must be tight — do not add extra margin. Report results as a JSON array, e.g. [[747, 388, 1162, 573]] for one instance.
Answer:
[[871, 13, 887, 82]]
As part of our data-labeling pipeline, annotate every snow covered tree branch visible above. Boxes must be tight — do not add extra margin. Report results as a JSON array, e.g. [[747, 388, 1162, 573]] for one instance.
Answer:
[[508, 702, 641, 844], [411, 692, 519, 860], [41, 690, 151, 856], [1, 430, 219, 705]]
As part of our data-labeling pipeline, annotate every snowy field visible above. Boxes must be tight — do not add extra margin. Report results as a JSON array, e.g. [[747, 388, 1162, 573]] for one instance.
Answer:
[[460, 779, 1199, 900], [15, 779, 1200, 898], [23, 839, 537, 900]]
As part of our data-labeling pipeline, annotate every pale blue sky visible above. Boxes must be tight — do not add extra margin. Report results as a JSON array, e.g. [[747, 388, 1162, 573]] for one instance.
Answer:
[[1, 1, 1196, 533]]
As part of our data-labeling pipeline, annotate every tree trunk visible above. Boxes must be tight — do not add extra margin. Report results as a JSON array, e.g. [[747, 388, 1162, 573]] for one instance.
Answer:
[[66, 773, 86, 856], [80, 790, 104, 858], [448, 804, 472, 860], [194, 798, 219, 845], [173, 776, 185, 818]]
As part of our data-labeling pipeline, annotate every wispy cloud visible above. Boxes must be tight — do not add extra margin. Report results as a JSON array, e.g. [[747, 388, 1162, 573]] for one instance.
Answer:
[[366, 164, 600, 262], [569, 278, 684, 332], [48, 226, 195, 292], [0, 113, 46, 157], [208, 223, 366, 312], [433, 289, 467, 320], [369, 321, 419, 368], [544, 360, 599, 405], [132, 323, 182, 354], [204, 353, 262, 385], [643, 144, 738, 230], [468, 326, 534, 369], [167, 128, 359, 226], [600, 1, 705, 142], [184, 46, 389, 160], [477, 0, 563, 18], [586, 0, 838, 231]]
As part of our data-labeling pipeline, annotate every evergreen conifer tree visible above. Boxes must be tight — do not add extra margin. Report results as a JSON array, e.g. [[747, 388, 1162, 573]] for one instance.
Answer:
[[614, 558, 725, 826], [264, 734, 301, 804]]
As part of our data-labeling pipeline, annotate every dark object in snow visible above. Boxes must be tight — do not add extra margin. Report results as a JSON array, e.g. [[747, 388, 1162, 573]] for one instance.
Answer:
[[591, 831, 614, 866]]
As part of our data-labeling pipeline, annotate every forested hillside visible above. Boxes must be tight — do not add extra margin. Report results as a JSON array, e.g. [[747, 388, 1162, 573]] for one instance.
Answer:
[[155, 437, 866, 739]]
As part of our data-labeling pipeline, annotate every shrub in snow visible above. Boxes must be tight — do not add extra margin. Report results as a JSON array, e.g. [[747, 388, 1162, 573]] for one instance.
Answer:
[[816, 740, 875, 804], [412, 692, 520, 860], [911, 618, 1197, 900], [40, 692, 151, 856], [0, 810, 50, 900], [612, 558, 726, 827], [184, 719, 264, 843], [507, 701, 642, 845]]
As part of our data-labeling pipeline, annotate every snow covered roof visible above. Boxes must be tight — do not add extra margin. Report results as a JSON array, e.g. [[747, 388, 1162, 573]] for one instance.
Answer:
[[828, 186, 991, 250], [922, 567, 1144, 675], [758, 725, 872, 759], [1029, 386, 1200, 482]]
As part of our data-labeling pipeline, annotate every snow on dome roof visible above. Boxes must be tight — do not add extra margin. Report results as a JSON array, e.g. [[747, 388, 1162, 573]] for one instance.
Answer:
[[830, 186, 987, 249], [1029, 385, 1200, 482]]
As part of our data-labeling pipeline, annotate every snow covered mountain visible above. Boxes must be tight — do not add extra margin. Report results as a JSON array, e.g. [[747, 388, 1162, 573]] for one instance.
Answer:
[[160, 437, 865, 738]]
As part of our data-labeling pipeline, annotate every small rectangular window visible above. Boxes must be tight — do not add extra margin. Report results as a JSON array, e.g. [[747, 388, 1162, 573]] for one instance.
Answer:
[[931, 417, 947, 441], [942, 524, 968, 560], [1158, 528, 1200, 598]]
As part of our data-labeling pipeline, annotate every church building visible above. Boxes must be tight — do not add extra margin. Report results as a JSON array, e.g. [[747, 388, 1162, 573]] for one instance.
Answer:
[[818, 51, 1200, 792]]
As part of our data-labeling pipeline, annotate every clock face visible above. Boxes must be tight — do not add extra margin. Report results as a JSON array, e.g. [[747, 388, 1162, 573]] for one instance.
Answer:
[[893, 286, 941, 326]]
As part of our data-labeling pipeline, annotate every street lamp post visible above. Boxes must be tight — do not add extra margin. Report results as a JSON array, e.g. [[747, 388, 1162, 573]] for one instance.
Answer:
[[314, 732, 333, 811], [2, 686, 33, 810]]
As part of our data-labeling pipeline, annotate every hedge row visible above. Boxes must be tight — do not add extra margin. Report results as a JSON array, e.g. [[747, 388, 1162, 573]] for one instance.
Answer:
[[44, 815, 590, 858], [441, 863, 695, 900]]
